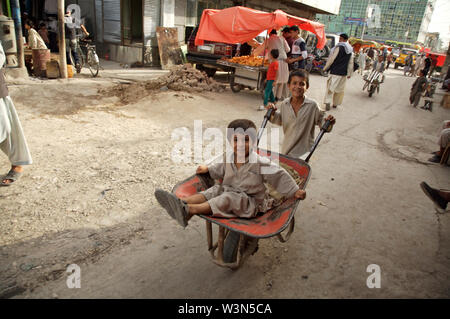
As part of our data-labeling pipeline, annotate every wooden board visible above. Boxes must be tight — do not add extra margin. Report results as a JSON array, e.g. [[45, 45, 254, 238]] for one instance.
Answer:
[[156, 27, 183, 70]]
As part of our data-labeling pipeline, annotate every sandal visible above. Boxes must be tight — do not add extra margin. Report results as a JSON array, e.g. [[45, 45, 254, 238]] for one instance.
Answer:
[[155, 189, 176, 219], [428, 154, 441, 163], [154, 189, 189, 228], [420, 182, 448, 211], [1, 169, 23, 187]]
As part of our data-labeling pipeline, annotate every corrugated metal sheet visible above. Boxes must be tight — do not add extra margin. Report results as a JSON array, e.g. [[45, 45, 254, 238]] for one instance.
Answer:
[[77, 0, 96, 37], [143, 0, 160, 46], [95, 0, 103, 43], [103, 0, 121, 43]]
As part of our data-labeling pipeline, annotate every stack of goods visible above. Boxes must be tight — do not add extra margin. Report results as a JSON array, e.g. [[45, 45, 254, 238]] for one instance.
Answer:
[[226, 56, 268, 67]]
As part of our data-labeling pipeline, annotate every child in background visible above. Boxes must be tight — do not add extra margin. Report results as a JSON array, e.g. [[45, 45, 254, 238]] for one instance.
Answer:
[[258, 49, 279, 111]]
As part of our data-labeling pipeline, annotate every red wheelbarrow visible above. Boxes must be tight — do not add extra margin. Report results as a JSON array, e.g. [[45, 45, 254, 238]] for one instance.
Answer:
[[171, 111, 332, 269]]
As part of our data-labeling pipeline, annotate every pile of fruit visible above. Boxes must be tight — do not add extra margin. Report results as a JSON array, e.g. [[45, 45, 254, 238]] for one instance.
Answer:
[[226, 56, 269, 67]]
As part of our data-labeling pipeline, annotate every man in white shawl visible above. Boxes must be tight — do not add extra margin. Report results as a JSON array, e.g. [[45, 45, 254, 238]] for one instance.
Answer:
[[323, 33, 354, 110], [0, 41, 33, 186]]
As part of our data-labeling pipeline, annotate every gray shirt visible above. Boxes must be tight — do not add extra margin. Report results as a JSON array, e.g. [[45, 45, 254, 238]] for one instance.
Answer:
[[270, 96, 325, 158]]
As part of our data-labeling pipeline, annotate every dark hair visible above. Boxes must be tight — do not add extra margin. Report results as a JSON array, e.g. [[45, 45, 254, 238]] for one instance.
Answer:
[[282, 26, 291, 33], [38, 22, 47, 29], [290, 25, 299, 32], [25, 19, 34, 28], [288, 69, 310, 88], [270, 49, 279, 59], [270, 29, 277, 35], [227, 119, 257, 142], [420, 69, 427, 77]]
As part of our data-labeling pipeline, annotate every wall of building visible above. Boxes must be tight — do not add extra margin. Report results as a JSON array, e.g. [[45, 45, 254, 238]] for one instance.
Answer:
[[317, 0, 433, 42], [80, 0, 334, 66]]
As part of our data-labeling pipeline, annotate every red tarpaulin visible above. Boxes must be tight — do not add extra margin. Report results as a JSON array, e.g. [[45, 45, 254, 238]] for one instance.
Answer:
[[195, 6, 326, 49], [426, 52, 446, 67]]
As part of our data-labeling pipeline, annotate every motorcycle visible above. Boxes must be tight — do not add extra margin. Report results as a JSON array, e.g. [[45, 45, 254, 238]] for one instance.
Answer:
[[305, 53, 328, 76]]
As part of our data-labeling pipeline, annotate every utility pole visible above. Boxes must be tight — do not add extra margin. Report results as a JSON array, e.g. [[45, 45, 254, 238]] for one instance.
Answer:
[[10, 0, 24, 68], [58, 0, 67, 78]]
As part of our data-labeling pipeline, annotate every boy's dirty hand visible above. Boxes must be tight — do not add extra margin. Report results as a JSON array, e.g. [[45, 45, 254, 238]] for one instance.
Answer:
[[294, 189, 306, 200], [196, 165, 209, 174], [266, 102, 277, 111], [325, 115, 336, 132]]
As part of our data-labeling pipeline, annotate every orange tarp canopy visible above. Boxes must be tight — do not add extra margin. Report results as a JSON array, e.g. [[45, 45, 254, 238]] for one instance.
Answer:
[[195, 6, 326, 49]]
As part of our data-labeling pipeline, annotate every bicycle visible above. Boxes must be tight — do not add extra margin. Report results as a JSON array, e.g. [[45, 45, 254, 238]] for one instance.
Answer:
[[69, 36, 100, 77]]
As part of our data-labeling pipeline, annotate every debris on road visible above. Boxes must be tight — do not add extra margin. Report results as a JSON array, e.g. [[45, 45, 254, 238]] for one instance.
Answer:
[[99, 64, 226, 105]]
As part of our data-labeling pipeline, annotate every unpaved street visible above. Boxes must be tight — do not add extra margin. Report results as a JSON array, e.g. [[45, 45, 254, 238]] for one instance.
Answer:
[[0, 66, 449, 298]]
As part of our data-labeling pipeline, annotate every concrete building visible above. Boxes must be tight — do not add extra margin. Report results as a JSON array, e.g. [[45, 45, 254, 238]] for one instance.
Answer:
[[4, 0, 341, 66], [316, 0, 436, 43]]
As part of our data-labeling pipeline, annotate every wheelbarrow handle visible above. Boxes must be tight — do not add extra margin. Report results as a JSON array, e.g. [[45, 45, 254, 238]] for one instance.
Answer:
[[305, 119, 332, 163], [257, 107, 275, 146]]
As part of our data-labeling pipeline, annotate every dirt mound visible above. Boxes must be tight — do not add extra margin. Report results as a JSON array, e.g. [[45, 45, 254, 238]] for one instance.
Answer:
[[100, 64, 226, 105]]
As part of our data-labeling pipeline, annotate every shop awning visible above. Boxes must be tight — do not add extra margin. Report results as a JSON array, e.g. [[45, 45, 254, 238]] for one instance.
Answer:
[[195, 6, 326, 49]]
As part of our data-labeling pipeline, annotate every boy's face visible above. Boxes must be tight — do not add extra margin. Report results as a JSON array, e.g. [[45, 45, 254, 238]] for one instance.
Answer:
[[288, 76, 308, 98], [232, 133, 253, 161]]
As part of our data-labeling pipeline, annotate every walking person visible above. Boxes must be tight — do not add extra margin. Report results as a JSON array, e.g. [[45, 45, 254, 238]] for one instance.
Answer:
[[404, 54, 413, 76], [415, 54, 424, 76], [322, 33, 354, 110], [358, 49, 367, 75], [386, 52, 393, 70], [409, 69, 427, 107], [423, 55, 432, 76], [0, 41, 33, 186]]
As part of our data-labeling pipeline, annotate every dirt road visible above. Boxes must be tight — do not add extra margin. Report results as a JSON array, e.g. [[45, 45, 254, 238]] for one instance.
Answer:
[[1, 67, 449, 298]]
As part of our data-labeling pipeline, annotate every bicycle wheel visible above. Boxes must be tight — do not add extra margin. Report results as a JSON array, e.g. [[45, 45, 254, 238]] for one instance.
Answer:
[[87, 49, 99, 77]]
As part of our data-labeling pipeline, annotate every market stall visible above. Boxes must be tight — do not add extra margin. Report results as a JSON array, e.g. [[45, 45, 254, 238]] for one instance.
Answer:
[[194, 6, 326, 95], [217, 56, 269, 93]]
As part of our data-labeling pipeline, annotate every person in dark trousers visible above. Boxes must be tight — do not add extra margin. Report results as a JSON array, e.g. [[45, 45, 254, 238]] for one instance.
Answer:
[[259, 49, 279, 111], [409, 69, 427, 107]]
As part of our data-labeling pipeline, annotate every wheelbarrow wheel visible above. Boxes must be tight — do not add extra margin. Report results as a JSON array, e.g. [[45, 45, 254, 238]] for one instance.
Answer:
[[223, 231, 241, 263]]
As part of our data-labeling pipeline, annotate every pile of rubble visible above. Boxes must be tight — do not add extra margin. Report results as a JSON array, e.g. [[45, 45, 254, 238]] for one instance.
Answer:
[[102, 64, 226, 105], [157, 64, 226, 93]]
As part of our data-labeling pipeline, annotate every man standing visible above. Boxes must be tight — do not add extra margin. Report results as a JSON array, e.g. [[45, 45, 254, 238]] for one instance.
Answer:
[[0, 41, 32, 186], [423, 55, 432, 76], [414, 53, 423, 76], [64, 9, 89, 73], [286, 25, 307, 71], [282, 26, 293, 58], [322, 33, 354, 110]]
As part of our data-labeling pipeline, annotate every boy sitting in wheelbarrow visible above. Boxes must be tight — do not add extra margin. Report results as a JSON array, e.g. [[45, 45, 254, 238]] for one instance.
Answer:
[[155, 119, 306, 227]]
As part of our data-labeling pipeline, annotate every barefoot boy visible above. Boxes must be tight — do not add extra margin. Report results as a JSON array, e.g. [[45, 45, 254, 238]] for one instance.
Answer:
[[155, 119, 306, 227]]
